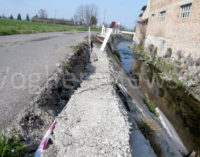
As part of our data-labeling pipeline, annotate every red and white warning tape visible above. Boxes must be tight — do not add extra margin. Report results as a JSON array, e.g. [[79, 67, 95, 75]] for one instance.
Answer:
[[77, 82, 112, 94], [34, 81, 113, 157], [34, 121, 56, 157]]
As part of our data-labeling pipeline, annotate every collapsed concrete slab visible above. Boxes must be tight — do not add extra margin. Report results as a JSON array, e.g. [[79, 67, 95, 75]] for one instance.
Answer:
[[42, 46, 156, 157]]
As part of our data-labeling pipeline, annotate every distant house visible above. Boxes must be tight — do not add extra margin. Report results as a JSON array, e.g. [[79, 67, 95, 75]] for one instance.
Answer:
[[135, 0, 200, 60]]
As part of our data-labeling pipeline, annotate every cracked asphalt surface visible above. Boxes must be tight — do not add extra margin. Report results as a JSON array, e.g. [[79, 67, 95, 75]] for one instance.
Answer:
[[0, 31, 87, 128]]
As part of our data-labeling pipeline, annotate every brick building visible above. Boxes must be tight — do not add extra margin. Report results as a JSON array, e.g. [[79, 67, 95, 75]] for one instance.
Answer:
[[135, 0, 200, 60]]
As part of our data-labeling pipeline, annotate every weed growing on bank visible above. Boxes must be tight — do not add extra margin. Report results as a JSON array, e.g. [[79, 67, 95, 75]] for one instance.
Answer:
[[109, 58, 116, 65], [143, 99, 159, 117], [0, 131, 26, 157]]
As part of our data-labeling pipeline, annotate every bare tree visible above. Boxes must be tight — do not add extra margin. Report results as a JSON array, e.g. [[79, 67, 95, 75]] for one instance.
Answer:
[[73, 4, 98, 26], [38, 9, 48, 18], [74, 5, 84, 25]]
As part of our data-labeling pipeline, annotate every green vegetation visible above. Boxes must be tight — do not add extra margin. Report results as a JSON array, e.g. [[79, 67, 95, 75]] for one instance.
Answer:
[[176, 79, 184, 87], [26, 14, 30, 21], [70, 45, 79, 52], [113, 50, 121, 61], [133, 43, 149, 60], [17, 14, 21, 21], [70, 42, 85, 52], [186, 76, 192, 82], [9, 15, 14, 20], [0, 131, 26, 157], [143, 99, 159, 117], [109, 58, 116, 65], [156, 59, 175, 74], [165, 48, 172, 58], [0, 19, 98, 36]]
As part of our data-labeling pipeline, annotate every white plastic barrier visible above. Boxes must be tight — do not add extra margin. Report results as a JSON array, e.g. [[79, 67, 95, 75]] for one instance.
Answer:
[[100, 28, 113, 52]]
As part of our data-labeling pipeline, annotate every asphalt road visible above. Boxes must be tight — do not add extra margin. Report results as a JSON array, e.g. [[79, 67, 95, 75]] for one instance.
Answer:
[[0, 31, 88, 128]]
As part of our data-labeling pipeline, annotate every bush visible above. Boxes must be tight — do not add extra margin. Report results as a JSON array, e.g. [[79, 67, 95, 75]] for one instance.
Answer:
[[0, 132, 26, 157]]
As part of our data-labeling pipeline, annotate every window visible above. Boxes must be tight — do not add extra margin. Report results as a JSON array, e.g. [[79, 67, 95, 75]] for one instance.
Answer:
[[160, 11, 166, 20], [152, 14, 155, 19], [180, 3, 192, 18]]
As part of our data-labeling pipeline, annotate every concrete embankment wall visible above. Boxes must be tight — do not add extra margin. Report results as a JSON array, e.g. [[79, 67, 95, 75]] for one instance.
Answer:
[[41, 37, 157, 157]]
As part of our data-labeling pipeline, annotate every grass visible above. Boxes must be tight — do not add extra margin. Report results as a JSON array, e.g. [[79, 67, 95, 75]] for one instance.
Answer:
[[0, 131, 26, 157], [143, 99, 159, 117], [0, 19, 99, 35]]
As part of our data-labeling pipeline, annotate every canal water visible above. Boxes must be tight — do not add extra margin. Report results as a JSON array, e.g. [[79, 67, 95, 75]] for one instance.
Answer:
[[117, 40, 200, 153]]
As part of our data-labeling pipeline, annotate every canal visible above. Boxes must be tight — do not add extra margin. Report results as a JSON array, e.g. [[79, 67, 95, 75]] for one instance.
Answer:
[[117, 39, 200, 153]]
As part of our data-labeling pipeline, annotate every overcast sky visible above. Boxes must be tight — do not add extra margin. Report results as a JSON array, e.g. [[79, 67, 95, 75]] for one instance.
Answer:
[[0, 0, 147, 29]]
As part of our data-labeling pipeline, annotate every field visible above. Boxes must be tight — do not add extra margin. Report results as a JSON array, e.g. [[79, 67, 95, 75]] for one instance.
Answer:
[[0, 19, 98, 35]]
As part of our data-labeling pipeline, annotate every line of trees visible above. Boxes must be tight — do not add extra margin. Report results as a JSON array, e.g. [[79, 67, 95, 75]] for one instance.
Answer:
[[0, 9, 48, 21], [73, 4, 98, 26], [0, 5, 99, 26], [0, 13, 30, 21], [0, 9, 47, 21]]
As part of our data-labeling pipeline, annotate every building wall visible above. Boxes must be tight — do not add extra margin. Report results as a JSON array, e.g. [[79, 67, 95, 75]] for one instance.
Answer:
[[134, 20, 148, 44], [145, 0, 200, 59], [134, 3, 150, 44]]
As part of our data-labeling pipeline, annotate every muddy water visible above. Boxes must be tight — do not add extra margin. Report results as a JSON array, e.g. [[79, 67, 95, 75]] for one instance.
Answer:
[[117, 40, 200, 153]]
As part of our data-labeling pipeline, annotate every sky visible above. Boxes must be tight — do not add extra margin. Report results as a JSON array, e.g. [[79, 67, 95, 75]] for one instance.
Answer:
[[0, 0, 147, 29]]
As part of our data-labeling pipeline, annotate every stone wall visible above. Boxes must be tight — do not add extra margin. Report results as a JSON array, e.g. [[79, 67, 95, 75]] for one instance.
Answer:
[[145, 0, 200, 59]]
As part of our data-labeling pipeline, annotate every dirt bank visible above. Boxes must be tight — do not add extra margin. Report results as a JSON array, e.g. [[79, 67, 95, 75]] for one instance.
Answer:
[[131, 43, 200, 154], [7, 42, 90, 155]]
